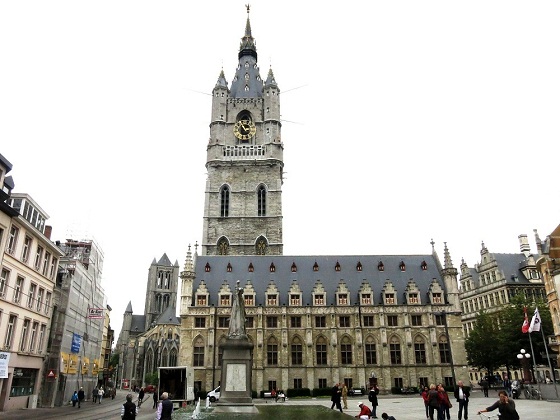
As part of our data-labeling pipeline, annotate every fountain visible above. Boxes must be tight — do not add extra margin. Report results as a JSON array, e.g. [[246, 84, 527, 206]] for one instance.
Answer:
[[191, 398, 201, 419]]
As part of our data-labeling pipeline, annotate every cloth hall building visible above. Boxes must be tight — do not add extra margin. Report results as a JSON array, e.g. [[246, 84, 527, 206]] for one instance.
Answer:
[[176, 8, 469, 394]]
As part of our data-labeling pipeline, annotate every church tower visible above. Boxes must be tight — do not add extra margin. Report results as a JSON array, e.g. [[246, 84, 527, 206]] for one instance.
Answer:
[[202, 6, 284, 256], [143, 253, 180, 330]]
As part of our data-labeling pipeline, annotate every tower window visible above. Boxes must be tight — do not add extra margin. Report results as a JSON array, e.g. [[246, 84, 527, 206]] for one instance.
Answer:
[[220, 186, 230, 217], [257, 185, 267, 216]]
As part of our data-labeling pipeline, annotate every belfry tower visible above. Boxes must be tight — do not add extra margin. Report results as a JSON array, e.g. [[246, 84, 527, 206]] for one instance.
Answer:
[[201, 6, 284, 256]]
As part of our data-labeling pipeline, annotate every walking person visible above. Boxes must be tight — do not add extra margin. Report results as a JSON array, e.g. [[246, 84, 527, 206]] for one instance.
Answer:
[[477, 390, 519, 420], [454, 380, 470, 420], [98, 386, 105, 403], [503, 376, 512, 398], [92, 386, 98, 403], [342, 383, 349, 409], [152, 387, 159, 409], [77, 387, 85, 408], [427, 384, 440, 420], [121, 393, 138, 420], [421, 386, 430, 419], [356, 402, 372, 420], [368, 384, 379, 419], [71, 391, 78, 407], [138, 387, 145, 407], [330, 383, 343, 413], [480, 378, 489, 397], [155, 392, 173, 420], [437, 384, 451, 420]]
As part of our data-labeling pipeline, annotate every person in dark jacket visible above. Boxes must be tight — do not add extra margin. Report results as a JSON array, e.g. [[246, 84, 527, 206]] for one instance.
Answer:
[[152, 387, 159, 409], [138, 387, 145, 407], [427, 384, 440, 420], [477, 391, 519, 420], [454, 380, 470, 420], [368, 385, 379, 418], [330, 383, 343, 413], [156, 392, 173, 420], [77, 387, 85, 408], [121, 393, 138, 419]]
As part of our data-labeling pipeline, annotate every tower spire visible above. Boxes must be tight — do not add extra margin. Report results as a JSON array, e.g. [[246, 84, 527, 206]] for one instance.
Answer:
[[239, 4, 257, 60]]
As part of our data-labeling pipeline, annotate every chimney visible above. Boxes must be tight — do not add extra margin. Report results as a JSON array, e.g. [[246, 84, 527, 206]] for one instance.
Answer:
[[44, 225, 52, 240], [518, 234, 531, 257]]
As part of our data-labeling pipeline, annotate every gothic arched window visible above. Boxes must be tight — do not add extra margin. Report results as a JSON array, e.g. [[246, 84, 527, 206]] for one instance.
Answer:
[[220, 185, 230, 217], [161, 348, 168, 367], [193, 337, 205, 367], [255, 236, 267, 255], [169, 348, 178, 367], [217, 237, 229, 256], [257, 184, 267, 216]]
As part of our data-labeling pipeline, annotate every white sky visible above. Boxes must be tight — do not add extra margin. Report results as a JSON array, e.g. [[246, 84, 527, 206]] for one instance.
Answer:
[[1, 1, 559, 338]]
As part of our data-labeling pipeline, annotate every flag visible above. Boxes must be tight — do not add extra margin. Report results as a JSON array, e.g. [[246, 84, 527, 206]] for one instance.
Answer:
[[522, 307, 529, 333], [529, 307, 541, 333]]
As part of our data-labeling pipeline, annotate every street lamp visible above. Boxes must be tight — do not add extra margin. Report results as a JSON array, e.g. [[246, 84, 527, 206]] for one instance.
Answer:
[[517, 349, 531, 383]]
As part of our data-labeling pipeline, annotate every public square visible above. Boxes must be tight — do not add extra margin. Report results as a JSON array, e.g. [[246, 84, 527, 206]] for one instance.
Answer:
[[0, 386, 558, 420]]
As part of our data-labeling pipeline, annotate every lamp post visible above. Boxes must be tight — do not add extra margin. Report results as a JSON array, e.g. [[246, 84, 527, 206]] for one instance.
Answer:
[[517, 349, 531, 383]]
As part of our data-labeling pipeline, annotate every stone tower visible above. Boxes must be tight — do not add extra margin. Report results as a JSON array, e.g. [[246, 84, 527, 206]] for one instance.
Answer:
[[201, 6, 283, 256], [143, 253, 180, 330]]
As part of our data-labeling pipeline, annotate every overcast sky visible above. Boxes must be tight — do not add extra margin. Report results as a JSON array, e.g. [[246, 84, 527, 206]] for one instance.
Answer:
[[1, 1, 559, 338]]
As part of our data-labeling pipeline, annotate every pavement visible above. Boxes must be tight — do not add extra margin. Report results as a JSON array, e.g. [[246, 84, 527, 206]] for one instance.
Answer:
[[0, 385, 558, 419]]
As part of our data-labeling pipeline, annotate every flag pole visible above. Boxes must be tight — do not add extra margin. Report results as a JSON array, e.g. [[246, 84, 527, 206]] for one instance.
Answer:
[[527, 330, 541, 394], [540, 324, 559, 399]]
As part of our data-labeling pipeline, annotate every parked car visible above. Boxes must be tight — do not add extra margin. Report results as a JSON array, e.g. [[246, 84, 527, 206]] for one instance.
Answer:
[[207, 386, 220, 402], [144, 385, 156, 393], [348, 387, 365, 396]]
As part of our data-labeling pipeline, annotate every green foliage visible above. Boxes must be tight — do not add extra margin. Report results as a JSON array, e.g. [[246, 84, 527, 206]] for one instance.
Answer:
[[109, 352, 120, 369], [465, 310, 504, 372], [286, 388, 311, 398], [144, 371, 158, 386], [312, 387, 332, 397]]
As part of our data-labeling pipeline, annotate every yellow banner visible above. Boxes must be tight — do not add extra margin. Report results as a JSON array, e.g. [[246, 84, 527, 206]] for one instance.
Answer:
[[68, 353, 78, 374], [81, 357, 89, 375], [92, 358, 99, 375], [60, 352, 69, 374]]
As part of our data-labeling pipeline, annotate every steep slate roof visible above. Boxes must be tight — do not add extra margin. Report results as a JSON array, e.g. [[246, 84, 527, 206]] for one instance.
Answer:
[[155, 305, 180, 325], [194, 254, 445, 307], [130, 315, 146, 333], [157, 253, 173, 266], [467, 253, 537, 285]]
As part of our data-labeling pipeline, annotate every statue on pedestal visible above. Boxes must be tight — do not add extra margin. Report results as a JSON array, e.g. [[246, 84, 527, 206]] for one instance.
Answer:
[[228, 280, 247, 339]]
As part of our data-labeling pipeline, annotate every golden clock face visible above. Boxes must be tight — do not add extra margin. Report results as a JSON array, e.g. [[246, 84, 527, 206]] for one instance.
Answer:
[[233, 119, 256, 141]]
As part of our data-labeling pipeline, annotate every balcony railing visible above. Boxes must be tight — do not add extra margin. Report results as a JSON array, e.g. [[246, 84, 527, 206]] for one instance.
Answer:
[[223, 145, 266, 160]]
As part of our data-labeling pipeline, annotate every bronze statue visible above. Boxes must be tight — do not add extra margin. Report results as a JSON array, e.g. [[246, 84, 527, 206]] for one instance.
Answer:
[[228, 280, 247, 338]]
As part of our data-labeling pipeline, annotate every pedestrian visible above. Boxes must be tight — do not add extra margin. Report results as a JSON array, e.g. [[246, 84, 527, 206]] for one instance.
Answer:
[[92, 386, 98, 403], [121, 393, 138, 420], [427, 384, 440, 420], [381, 413, 396, 420], [71, 391, 78, 407], [454, 380, 470, 420], [156, 392, 173, 420], [330, 383, 343, 413], [356, 402, 372, 420], [152, 387, 159, 409], [503, 376, 512, 397], [421, 386, 430, 419], [77, 387, 85, 408], [477, 390, 519, 420], [98, 386, 105, 403], [342, 383, 349, 409], [368, 384, 379, 419], [480, 378, 489, 397], [138, 387, 145, 407], [437, 384, 451, 420]]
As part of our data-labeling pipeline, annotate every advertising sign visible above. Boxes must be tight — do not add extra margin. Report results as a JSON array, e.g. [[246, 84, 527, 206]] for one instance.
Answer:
[[0, 352, 10, 378], [88, 307, 104, 319], [71, 333, 81, 353]]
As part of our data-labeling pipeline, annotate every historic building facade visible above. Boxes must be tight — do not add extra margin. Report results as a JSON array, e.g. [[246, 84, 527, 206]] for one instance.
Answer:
[[178, 9, 468, 394], [116, 253, 180, 389], [458, 234, 548, 383]]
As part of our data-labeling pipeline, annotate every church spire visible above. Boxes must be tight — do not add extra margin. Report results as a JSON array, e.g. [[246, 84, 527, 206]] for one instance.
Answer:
[[239, 4, 257, 60]]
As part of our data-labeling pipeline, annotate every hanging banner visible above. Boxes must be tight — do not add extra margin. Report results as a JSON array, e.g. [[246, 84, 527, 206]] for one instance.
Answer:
[[92, 359, 99, 375], [60, 352, 69, 374], [71, 333, 81, 353], [81, 357, 90, 375], [68, 353, 78, 374], [88, 308, 104, 319], [0, 352, 10, 378]]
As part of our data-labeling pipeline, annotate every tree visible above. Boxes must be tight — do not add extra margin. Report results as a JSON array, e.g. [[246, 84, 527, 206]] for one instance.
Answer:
[[465, 310, 504, 374]]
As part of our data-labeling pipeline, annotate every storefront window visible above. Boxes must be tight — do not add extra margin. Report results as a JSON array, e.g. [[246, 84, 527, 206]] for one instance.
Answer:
[[10, 368, 36, 396]]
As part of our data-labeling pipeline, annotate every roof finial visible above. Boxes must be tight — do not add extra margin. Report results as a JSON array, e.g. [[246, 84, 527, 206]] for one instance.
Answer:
[[246, 4, 250, 14]]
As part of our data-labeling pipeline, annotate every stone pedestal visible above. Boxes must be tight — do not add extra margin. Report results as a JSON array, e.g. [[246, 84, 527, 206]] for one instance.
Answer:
[[214, 337, 258, 414]]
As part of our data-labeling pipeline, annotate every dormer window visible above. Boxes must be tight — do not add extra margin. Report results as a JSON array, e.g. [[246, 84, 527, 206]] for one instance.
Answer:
[[220, 295, 230, 306], [399, 261, 406, 271], [421, 261, 428, 270], [313, 261, 319, 272], [385, 293, 395, 304], [338, 293, 348, 305], [267, 294, 278, 305], [409, 293, 419, 304], [314, 294, 325, 305], [432, 292, 442, 304], [248, 262, 254, 272], [269, 262, 276, 272], [291, 262, 297, 272], [205, 262, 211, 272], [227, 262, 232, 272], [378, 261, 384, 271], [244, 295, 254, 306], [197, 295, 207, 306], [335, 261, 341, 272], [290, 294, 300, 306], [361, 293, 371, 305], [356, 261, 362, 272]]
